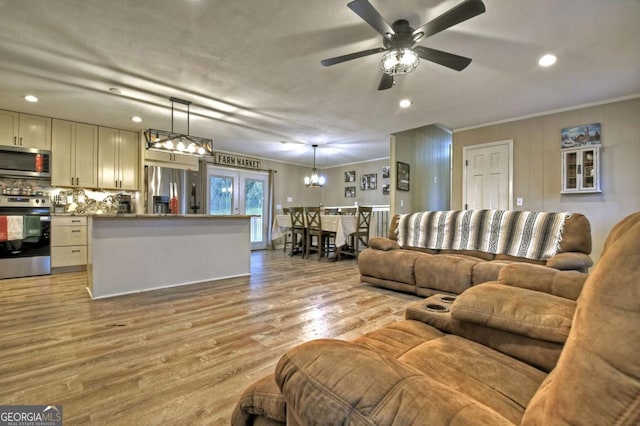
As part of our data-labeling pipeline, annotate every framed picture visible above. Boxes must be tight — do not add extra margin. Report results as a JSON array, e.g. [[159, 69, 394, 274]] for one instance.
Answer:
[[382, 166, 390, 179], [561, 123, 601, 149], [344, 186, 356, 198], [344, 170, 356, 182], [360, 173, 377, 190], [382, 183, 390, 195], [397, 161, 410, 191]]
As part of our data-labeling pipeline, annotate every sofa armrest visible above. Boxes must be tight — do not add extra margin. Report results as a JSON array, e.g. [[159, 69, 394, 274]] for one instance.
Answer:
[[497, 263, 587, 300], [451, 283, 576, 343], [368, 236, 401, 251], [275, 339, 512, 425], [545, 252, 593, 272]]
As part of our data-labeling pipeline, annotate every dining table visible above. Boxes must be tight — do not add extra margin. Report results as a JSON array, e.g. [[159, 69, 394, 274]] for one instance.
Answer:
[[272, 214, 358, 253]]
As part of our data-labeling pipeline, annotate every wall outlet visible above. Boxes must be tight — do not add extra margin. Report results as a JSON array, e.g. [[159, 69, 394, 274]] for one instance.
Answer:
[[400, 199, 404, 207], [276, 204, 282, 209], [286, 196, 293, 202], [516, 197, 523, 206]]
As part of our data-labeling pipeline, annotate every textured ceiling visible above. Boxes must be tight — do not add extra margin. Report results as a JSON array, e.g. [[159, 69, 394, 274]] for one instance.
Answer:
[[0, 0, 639, 167]]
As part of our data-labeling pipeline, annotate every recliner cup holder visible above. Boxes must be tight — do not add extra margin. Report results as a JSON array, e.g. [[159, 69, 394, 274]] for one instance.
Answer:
[[422, 303, 450, 313], [439, 295, 457, 304]]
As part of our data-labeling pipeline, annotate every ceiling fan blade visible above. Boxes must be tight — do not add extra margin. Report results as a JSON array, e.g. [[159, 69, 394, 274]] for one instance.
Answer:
[[377, 73, 394, 90], [413, 0, 486, 41], [321, 47, 385, 66], [348, 0, 395, 38], [414, 46, 472, 71]]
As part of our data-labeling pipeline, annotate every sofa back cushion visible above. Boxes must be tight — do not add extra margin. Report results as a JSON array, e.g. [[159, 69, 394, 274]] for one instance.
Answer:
[[522, 211, 640, 425], [397, 210, 569, 261]]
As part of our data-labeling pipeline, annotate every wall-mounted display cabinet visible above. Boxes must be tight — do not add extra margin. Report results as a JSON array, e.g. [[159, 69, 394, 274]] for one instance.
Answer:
[[561, 146, 601, 193]]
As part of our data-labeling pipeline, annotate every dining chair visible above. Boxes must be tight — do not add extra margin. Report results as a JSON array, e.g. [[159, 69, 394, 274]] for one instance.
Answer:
[[281, 207, 292, 253], [340, 207, 357, 215], [304, 206, 337, 260], [339, 206, 373, 261], [324, 208, 339, 215], [288, 207, 306, 256]]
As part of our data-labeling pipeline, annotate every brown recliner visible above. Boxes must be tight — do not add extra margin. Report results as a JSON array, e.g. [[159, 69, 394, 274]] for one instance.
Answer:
[[233, 211, 640, 425]]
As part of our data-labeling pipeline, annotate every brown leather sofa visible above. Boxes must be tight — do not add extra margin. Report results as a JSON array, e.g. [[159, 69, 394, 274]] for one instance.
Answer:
[[232, 211, 640, 425], [359, 211, 593, 296]]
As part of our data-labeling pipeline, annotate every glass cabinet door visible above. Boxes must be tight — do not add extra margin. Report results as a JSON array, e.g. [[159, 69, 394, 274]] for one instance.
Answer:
[[563, 150, 578, 191], [581, 149, 596, 190]]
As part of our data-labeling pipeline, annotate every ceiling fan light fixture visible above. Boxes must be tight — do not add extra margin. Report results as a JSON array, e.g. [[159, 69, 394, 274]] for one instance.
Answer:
[[380, 48, 419, 76]]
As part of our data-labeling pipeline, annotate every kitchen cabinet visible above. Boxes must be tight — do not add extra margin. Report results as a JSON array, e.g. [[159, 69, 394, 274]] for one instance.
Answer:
[[51, 216, 87, 269], [145, 148, 199, 169], [561, 146, 601, 193], [52, 119, 98, 188], [98, 127, 139, 190], [0, 110, 51, 150]]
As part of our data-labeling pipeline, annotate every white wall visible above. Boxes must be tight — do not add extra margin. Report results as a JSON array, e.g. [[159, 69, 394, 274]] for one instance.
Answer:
[[452, 97, 640, 263]]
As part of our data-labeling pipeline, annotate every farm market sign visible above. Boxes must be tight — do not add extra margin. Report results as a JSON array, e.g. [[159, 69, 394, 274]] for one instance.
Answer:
[[213, 152, 261, 170]]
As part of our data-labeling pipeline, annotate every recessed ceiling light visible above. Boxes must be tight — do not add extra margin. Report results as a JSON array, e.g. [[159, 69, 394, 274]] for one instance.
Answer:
[[399, 99, 412, 108], [24, 95, 38, 103], [538, 54, 557, 67], [131, 116, 142, 123]]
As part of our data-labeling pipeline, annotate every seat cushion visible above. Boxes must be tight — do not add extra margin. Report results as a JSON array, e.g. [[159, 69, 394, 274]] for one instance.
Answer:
[[276, 337, 515, 426], [398, 333, 546, 424]]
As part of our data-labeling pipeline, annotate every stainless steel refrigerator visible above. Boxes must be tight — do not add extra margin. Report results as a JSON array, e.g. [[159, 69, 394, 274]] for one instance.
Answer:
[[145, 165, 203, 214]]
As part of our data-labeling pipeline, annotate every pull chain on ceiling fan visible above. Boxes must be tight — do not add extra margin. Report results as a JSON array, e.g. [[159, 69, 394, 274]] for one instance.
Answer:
[[321, 0, 486, 90]]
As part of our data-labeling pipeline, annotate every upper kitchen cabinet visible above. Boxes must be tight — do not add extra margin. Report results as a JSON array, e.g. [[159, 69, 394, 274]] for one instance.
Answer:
[[0, 110, 51, 150], [52, 119, 98, 188], [98, 127, 139, 191]]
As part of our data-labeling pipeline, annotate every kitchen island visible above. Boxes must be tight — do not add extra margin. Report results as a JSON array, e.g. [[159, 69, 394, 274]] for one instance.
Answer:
[[87, 214, 252, 299]]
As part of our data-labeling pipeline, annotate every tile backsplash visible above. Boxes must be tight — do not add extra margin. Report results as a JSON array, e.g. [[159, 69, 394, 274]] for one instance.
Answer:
[[1, 177, 138, 215]]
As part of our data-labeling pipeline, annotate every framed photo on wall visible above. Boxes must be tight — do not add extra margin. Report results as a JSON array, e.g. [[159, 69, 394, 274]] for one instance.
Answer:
[[360, 173, 377, 190], [397, 161, 410, 191], [345, 186, 356, 198], [382, 184, 390, 195], [382, 166, 390, 179], [344, 171, 356, 182]]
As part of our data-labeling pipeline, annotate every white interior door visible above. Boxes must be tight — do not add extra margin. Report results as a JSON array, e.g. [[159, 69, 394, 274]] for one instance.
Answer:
[[206, 165, 268, 250], [463, 140, 513, 210]]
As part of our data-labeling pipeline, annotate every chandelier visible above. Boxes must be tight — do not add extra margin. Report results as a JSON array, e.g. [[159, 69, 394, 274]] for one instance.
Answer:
[[304, 144, 326, 188], [144, 97, 213, 157], [380, 48, 420, 76]]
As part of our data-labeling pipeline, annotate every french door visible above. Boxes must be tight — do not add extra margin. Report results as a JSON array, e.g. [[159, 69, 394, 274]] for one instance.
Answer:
[[206, 166, 269, 250]]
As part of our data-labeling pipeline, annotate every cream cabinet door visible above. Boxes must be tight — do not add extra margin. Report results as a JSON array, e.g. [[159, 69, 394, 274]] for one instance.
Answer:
[[52, 119, 75, 186], [0, 110, 19, 147], [74, 123, 98, 188], [18, 113, 51, 150], [118, 129, 139, 190], [98, 127, 119, 189]]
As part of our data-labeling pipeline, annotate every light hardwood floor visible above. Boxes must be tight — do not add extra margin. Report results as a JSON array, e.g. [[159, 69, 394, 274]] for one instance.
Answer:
[[0, 250, 420, 425]]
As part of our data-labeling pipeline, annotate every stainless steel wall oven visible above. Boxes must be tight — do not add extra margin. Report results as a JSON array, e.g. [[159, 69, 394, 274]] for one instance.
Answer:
[[0, 195, 51, 279]]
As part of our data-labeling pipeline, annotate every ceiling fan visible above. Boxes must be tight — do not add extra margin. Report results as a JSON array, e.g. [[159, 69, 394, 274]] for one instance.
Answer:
[[321, 0, 486, 90]]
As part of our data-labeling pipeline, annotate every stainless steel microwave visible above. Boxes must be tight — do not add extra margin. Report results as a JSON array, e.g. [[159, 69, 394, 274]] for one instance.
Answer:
[[0, 145, 51, 178]]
